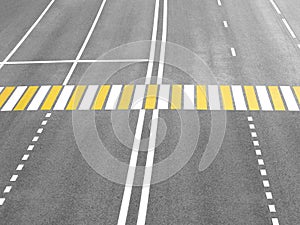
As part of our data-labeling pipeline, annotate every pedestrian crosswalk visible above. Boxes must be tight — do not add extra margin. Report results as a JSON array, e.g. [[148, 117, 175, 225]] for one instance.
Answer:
[[1, 84, 300, 111]]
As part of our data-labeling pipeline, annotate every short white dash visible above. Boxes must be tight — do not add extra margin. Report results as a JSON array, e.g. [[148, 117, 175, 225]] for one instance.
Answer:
[[37, 128, 43, 134], [247, 116, 253, 122], [16, 164, 24, 171], [45, 113, 51, 118], [258, 159, 265, 165], [272, 218, 280, 225], [3, 186, 12, 193], [41, 120, 48, 126], [217, 0, 222, 6], [249, 124, 255, 129], [263, 180, 270, 187], [266, 192, 273, 199], [223, 21, 228, 28], [260, 169, 267, 176], [231, 47, 236, 56], [251, 132, 257, 137], [22, 154, 30, 161], [32, 136, 39, 142], [298, 44, 300, 49], [27, 145, 34, 151], [256, 149, 262, 156], [269, 205, 276, 212], [10, 175, 18, 182], [0, 198, 5, 205], [282, 18, 296, 39], [253, 140, 260, 146]]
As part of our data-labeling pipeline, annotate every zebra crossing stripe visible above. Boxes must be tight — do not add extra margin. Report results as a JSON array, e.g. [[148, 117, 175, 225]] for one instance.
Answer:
[[14, 86, 39, 111]]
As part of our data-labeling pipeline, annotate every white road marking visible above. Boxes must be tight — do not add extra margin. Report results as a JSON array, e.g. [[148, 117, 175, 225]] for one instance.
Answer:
[[27, 86, 51, 111], [231, 47, 236, 56], [217, 0, 222, 6], [253, 140, 259, 146], [223, 21, 228, 28], [45, 113, 51, 118], [269, 205, 276, 212], [10, 175, 18, 182], [251, 132, 257, 137], [256, 150, 262, 156], [298, 44, 300, 49], [32, 136, 39, 142], [78, 85, 98, 110], [184, 85, 195, 110], [27, 145, 34, 151], [0, 0, 56, 70], [256, 86, 273, 111], [105, 85, 122, 110], [22, 154, 30, 161], [53, 85, 74, 110], [131, 85, 146, 110], [1, 86, 27, 111], [0, 198, 5, 205], [247, 116, 253, 122], [258, 159, 264, 165], [3, 186, 12, 193], [282, 18, 296, 39], [16, 164, 24, 171], [269, 0, 281, 14], [41, 120, 48, 126], [0, 87, 3, 94], [263, 180, 270, 187], [280, 86, 299, 111], [249, 124, 255, 129], [232, 85, 247, 110], [37, 128, 43, 134], [260, 169, 267, 176], [208, 85, 221, 110], [272, 218, 280, 225], [157, 85, 170, 109], [266, 192, 273, 199]]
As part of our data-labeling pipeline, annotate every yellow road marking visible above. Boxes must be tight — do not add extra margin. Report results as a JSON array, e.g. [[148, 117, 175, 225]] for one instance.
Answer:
[[118, 85, 134, 110], [171, 85, 182, 109], [196, 85, 207, 110], [66, 85, 86, 110], [41, 86, 62, 110], [293, 86, 300, 105], [268, 86, 285, 111], [14, 86, 39, 111], [145, 85, 158, 109], [92, 85, 111, 110], [220, 85, 234, 110], [0, 87, 15, 108], [244, 86, 259, 110]]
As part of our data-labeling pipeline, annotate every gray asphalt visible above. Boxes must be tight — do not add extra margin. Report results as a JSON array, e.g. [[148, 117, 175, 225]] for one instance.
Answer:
[[0, 0, 299, 224]]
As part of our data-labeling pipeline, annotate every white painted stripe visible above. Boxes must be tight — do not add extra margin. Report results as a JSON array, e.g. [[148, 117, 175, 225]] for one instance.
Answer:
[[280, 86, 299, 111], [298, 44, 300, 49], [231, 85, 247, 110], [32, 136, 39, 142], [269, 0, 281, 14], [253, 141, 259, 146], [53, 86, 74, 110], [78, 85, 98, 110], [0, 87, 3, 94], [272, 218, 280, 225], [22, 154, 30, 161], [105, 85, 122, 110], [258, 159, 264, 165], [10, 175, 18, 182], [157, 85, 170, 109], [249, 124, 255, 129], [231, 47, 236, 56], [184, 85, 195, 110], [0, 198, 5, 205], [282, 18, 296, 39], [41, 120, 48, 125], [263, 180, 270, 187], [27, 145, 34, 151], [27, 86, 51, 111], [63, 0, 107, 85], [247, 116, 253, 121], [1, 86, 27, 111], [269, 205, 276, 212], [251, 132, 257, 137], [0, 0, 56, 70], [260, 169, 267, 176], [223, 21, 228, 28], [217, 0, 222, 6], [131, 85, 146, 109], [45, 113, 51, 118], [256, 150, 262, 156], [256, 86, 273, 111], [37, 128, 43, 134], [3, 186, 12, 193], [208, 85, 221, 110], [16, 164, 24, 171], [266, 192, 273, 199]]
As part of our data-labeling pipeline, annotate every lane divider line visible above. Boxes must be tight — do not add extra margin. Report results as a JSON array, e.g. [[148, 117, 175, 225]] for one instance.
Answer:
[[281, 18, 296, 39]]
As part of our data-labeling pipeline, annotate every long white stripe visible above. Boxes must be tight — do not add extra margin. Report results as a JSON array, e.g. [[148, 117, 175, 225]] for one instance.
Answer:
[[269, 0, 281, 14], [62, 0, 107, 85], [53, 86, 74, 110], [231, 85, 247, 110], [1, 86, 27, 111], [184, 85, 195, 110], [282, 18, 296, 39], [131, 85, 146, 109], [105, 85, 122, 110], [78, 85, 98, 110], [280, 86, 299, 111], [256, 86, 273, 111], [157, 85, 170, 109], [0, 0, 56, 70], [27, 86, 51, 111], [208, 85, 221, 110]]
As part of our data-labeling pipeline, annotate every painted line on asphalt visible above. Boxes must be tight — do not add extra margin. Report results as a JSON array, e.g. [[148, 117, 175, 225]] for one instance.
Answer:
[[247, 116, 280, 225], [230, 47, 236, 56], [217, 0, 222, 6], [269, 0, 281, 14], [281, 18, 296, 39], [0, 0, 56, 70], [223, 21, 228, 28]]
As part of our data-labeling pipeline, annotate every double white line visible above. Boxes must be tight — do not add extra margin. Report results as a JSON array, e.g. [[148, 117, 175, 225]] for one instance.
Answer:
[[117, 0, 168, 224]]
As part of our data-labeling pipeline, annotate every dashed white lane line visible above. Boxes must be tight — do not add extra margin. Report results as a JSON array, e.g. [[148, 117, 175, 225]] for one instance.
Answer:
[[32, 136, 39, 142], [223, 21, 228, 28], [298, 44, 300, 49], [217, 0, 222, 6], [231, 47, 236, 56], [37, 128, 44, 134], [27, 145, 35, 151], [10, 175, 18, 182], [269, 0, 281, 15], [0, 198, 5, 206], [41, 120, 48, 126], [3, 186, 12, 194], [22, 154, 30, 161], [16, 164, 24, 171], [281, 18, 296, 39]]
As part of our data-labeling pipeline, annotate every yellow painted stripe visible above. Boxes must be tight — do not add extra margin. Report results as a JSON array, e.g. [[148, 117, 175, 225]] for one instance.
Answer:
[[244, 86, 259, 110], [220, 86, 234, 110], [0, 87, 15, 108], [14, 86, 39, 111], [171, 85, 182, 109], [92, 85, 111, 110], [268, 86, 285, 111], [145, 85, 158, 109], [293, 86, 300, 104], [196, 85, 207, 110], [41, 86, 62, 110], [66, 85, 86, 110], [118, 85, 134, 110]]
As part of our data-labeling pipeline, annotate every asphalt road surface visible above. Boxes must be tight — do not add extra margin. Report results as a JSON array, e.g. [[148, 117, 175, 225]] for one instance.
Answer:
[[0, 0, 299, 224]]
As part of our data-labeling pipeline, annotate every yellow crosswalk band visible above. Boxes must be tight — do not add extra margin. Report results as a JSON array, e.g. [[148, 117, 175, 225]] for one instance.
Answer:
[[220, 86, 234, 110], [118, 85, 134, 110], [196, 85, 207, 110], [268, 86, 285, 111], [92, 85, 111, 110], [292, 86, 300, 105], [244, 86, 259, 110], [41, 86, 62, 110], [145, 85, 158, 109], [14, 86, 39, 111], [66, 85, 86, 110], [0, 87, 15, 108], [171, 85, 182, 109]]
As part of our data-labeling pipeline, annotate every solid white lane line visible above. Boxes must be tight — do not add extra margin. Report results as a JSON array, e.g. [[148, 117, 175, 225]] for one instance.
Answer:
[[223, 21, 228, 28], [145, 0, 160, 84], [282, 18, 296, 39], [27, 145, 34, 151], [53, 85, 74, 110], [269, 0, 281, 14], [78, 85, 98, 110], [256, 86, 273, 111], [280, 86, 299, 111], [105, 85, 122, 110], [0, 0, 56, 70], [63, 0, 107, 85], [231, 85, 247, 110], [184, 85, 195, 110], [230, 47, 236, 56], [27, 86, 51, 111], [3, 186, 12, 193], [208, 85, 221, 110], [131, 85, 146, 109], [1, 86, 27, 111], [157, 85, 170, 109], [217, 0, 222, 6], [10, 175, 18, 182]]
